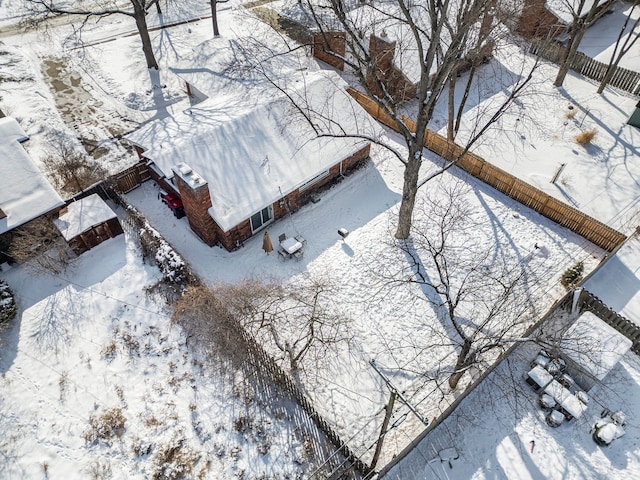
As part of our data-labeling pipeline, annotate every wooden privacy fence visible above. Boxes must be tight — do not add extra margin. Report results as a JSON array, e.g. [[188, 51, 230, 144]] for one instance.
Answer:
[[530, 40, 640, 96], [111, 161, 150, 193], [346, 88, 627, 252]]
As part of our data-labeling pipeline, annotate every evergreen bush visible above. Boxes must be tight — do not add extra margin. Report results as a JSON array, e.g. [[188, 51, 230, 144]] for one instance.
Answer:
[[0, 279, 17, 324], [561, 261, 584, 290]]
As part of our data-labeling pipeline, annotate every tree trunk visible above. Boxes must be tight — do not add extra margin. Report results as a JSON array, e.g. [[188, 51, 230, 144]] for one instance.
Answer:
[[553, 35, 581, 87], [394, 150, 422, 239], [597, 63, 618, 94], [132, 1, 159, 69], [447, 74, 456, 141], [449, 338, 473, 389], [210, 0, 220, 37], [455, 64, 476, 137]]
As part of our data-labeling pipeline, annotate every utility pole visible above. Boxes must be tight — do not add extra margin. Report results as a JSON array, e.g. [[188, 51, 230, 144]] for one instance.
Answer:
[[370, 391, 397, 470], [369, 359, 430, 470]]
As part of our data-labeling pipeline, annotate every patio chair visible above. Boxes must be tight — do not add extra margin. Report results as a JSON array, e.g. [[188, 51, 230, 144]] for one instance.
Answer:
[[294, 249, 304, 261], [294, 235, 306, 245], [278, 233, 287, 244], [278, 249, 286, 261]]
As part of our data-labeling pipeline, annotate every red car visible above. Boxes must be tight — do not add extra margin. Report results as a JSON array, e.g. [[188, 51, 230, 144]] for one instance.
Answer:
[[161, 192, 185, 218]]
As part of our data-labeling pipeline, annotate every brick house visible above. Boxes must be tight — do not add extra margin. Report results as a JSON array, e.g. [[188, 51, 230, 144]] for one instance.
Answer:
[[312, 5, 496, 103], [516, 0, 615, 39], [126, 71, 375, 251]]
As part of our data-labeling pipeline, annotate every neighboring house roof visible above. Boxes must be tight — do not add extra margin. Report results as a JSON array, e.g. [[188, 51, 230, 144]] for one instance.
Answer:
[[584, 233, 640, 326], [346, 3, 487, 84], [545, 0, 610, 25], [54, 194, 117, 241], [126, 71, 377, 232], [560, 310, 632, 382], [0, 117, 65, 235]]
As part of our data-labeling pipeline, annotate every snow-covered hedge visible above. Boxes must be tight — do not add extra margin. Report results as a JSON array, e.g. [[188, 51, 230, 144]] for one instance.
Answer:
[[123, 205, 196, 300], [0, 279, 17, 324]]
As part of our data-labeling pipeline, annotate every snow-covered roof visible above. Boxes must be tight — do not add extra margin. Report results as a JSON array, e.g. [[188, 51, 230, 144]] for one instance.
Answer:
[[545, 0, 610, 25], [126, 71, 377, 232], [346, 2, 485, 85], [560, 311, 632, 382], [54, 194, 117, 241], [0, 117, 65, 235], [584, 233, 640, 326]]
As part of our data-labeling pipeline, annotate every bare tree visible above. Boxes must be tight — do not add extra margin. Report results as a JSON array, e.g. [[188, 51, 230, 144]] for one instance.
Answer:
[[239, 276, 350, 374], [6, 216, 74, 275], [25, 0, 161, 69], [375, 179, 541, 390], [174, 278, 350, 376], [210, 0, 230, 37], [250, 0, 538, 239], [553, 0, 613, 87], [597, 2, 640, 94], [42, 134, 107, 196]]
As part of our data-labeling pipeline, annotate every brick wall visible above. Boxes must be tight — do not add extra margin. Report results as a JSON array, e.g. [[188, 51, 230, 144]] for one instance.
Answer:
[[173, 171, 218, 247], [517, 0, 564, 39], [312, 32, 346, 71], [216, 144, 371, 251], [366, 35, 418, 103]]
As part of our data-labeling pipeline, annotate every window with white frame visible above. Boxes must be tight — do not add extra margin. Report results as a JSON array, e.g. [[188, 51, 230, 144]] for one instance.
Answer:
[[250, 205, 273, 233]]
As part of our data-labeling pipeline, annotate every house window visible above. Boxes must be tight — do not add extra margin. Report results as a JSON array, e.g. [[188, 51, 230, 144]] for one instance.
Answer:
[[250, 205, 273, 233]]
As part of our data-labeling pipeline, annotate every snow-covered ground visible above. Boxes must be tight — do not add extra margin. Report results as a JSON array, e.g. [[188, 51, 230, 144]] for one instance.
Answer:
[[384, 231, 640, 479], [381, 335, 640, 480], [0, 224, 330, 479], [1, 0, 639, 477], [579, 1, 640, 71]]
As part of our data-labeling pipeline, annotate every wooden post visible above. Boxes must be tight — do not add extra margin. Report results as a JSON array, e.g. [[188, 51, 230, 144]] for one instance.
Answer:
[[370, 391, 397, 471]]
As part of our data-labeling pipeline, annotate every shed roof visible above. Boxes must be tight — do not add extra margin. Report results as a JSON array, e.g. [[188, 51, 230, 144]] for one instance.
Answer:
[[126, 71, 377, 232], [584, 233, 640, 326], [54, 194, 117, 241], [560, 311, 632, 382], [0, 117, 65, 234]]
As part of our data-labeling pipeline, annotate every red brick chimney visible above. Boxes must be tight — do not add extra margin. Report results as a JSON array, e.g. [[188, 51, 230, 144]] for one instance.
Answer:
[[312, 31, 346, 70], [172, 163, 218, 247]]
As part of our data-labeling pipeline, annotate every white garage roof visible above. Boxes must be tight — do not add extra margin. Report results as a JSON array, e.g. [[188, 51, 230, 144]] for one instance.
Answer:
[[0, 117, 64, 234]]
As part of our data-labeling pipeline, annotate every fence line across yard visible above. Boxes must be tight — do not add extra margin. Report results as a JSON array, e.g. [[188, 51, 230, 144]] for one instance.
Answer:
[[236, 324, 373, 478], [346, 88, 627, 252], [529, 40, 640, 96], [578, 289, 640, 354]]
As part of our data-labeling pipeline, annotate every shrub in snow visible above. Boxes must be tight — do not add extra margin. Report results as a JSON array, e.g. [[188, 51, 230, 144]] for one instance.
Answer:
[[575, 128, 597, 145], [0, 279, 17, 324], [561, 261, 584, 290], [132, 438, 154, 457], [84, 408, 126, 444], [153, 439, 199, 480]]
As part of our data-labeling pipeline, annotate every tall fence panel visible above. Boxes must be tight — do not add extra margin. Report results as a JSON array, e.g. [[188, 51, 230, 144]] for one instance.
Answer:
[[112, 162, 150, 193], [347, 89, 627, 252], [530, 40, 640, 96]]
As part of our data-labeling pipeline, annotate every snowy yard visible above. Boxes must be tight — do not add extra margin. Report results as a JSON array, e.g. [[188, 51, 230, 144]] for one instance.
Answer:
[[382, 336, 640, 480], [0, 225, 335, 479], [1, 0, 639, 477]]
